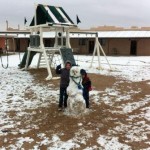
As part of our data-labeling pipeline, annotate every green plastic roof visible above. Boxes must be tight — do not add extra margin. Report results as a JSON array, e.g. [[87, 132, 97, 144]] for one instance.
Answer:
[[30, 4, 75, 27]]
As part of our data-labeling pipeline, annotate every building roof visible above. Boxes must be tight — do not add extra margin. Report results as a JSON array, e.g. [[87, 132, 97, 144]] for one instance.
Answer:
[[90, 25, 150, 31], [30, 4, 76, 27], [1, 30, 150, 38], [98, 31, 150, 38]]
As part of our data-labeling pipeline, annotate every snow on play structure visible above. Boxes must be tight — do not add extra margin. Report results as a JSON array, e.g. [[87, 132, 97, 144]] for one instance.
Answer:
[[66, 66, 86, 116]]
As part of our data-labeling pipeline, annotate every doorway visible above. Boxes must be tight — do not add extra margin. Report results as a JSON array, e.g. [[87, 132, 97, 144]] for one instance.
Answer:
[[16, 39, 20, 52], [89, 41, 95, 54], [130, 40, 137, 55]]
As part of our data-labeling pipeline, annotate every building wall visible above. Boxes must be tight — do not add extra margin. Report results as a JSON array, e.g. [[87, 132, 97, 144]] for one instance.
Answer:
[[20, 39, 28, 51], [3, 36, 150, 55], [107, 39, 131, 55], [0, 37, 5, 49], [8, 38, 15, 51], [11, 38, 29, 52], [70, 38, 79, 53], [99, 39, 109, 55], [70, 38, 135, 56], [70, 38, 89, 54], [70, 38, 133, 55], [137, 38, 150, 55]]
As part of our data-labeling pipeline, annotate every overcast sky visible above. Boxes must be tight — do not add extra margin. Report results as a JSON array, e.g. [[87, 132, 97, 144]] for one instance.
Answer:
[[0, 0, 150, 30]]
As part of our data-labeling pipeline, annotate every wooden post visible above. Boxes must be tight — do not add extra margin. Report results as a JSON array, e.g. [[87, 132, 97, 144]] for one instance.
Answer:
[[66, 29, 71, 48], [90, 37, 97, 67], [61, 30, 63, 47], [34, 3, 37, 27], [25, 50, 31, 70], [90, 32, 111, 70], [40, 27, 53, 80], [37, 53, 42, 68], [12, 37, 15, 53], [96, 36, 101, 69], [54, 30, 58, 47], [98, 42, 111, 69]]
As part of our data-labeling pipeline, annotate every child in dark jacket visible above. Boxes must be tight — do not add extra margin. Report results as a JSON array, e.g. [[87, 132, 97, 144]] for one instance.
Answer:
[[80, 69, 92, 108], [56, 61, 72, 111]]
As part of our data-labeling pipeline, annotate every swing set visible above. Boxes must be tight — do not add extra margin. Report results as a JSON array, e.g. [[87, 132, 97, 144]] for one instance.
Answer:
[[0, 37, 9, 69], [0, 35, 23, 69], [1, 3, 111, 75]]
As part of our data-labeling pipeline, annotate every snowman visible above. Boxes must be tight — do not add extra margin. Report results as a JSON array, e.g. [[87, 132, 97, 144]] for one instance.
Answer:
[[66, 66, 86, 116]]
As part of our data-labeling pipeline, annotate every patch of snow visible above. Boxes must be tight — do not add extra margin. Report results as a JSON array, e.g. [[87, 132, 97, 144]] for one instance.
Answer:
[[97, 135, 131, 150], [78, 123, 83, 126], [73, 129, 93, 145], [122, 97, 150, 114], [40, 137, 51, 146], [76, 55, 150, 82], [15, 137, 34, 148], [105, 88, 120, 96], [46, 134, 80, 150], [145, 109, 150, 121], [37, 133, 46, 139], [90, 90, 100, 104], [19, 129, 31, 134], [83, 145, 98, 150], [111, 121, 150, 142], [36, 129, 93, 149]]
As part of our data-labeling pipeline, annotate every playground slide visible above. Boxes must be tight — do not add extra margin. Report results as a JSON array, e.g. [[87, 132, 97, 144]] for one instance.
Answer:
[[18, 50, 37, 69]]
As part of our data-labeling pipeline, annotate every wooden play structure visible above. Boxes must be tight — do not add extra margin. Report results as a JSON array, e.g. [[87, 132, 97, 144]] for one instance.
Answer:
[[25, 4, 77, 80]]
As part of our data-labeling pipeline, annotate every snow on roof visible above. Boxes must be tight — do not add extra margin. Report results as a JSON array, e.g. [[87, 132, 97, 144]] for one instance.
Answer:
[[98, 31, 150, 38], [1, 31, 150, 38], [0, 34, 19, 38], [42, 30, 150, 38]]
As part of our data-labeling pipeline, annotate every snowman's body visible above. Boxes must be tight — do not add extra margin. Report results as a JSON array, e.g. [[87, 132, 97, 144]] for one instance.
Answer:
[[66, 66, 86, 116]]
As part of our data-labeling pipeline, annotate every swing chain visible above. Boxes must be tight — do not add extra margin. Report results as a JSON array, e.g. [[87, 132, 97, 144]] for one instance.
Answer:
[[0, 36, 9, 70]]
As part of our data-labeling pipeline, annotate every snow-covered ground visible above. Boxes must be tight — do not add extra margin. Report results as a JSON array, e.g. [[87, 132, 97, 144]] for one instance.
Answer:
[[74, 55, 150, 82], [2, 53, 150, 81], [0, 53, 150, 149]]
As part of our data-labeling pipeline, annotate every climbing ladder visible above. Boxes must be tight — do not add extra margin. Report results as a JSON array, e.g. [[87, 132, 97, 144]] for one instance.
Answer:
[[37, 51, 62, 69], [37, 47, 76, 69]]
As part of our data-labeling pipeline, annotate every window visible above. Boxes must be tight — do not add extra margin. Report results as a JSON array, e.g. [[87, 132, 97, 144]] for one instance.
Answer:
[[58, 38, 61, 46], [63, 38, 66, 46], [44, 39, 54, 47], [57, 38, 66, 46]]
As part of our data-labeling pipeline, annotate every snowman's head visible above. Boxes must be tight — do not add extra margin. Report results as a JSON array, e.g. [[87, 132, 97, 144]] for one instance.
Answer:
[[70, 66, 81, 78]]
